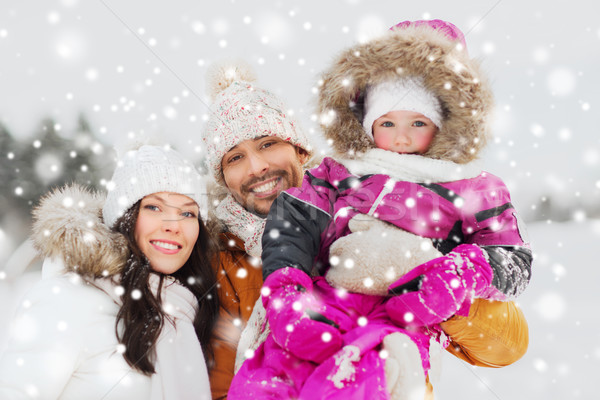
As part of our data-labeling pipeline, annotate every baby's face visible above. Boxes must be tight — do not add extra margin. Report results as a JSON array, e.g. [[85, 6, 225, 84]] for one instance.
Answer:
[[372, 110, 438, 155]]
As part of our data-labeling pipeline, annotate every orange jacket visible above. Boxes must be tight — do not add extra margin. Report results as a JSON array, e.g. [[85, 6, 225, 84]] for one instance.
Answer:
[[208, 233, 529, 399], [209, 233, 263, 400]]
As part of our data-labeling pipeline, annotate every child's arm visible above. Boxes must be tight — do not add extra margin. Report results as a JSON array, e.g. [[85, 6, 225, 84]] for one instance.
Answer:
[[342, 173, 532, 301], [461, 173, 532, 299], [261, 267, 343, 363], [386, 243, 494, 326], [439, 174, 532, 364], [384, 174, 532, 327]]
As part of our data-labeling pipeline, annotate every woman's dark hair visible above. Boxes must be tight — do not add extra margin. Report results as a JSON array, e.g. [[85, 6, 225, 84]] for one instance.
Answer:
[[113, 200, 220, 375]]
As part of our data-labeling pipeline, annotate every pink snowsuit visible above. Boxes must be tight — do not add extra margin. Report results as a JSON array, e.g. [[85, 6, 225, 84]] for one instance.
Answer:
[[231, 18, 532, 399], [229, 156, 531, 399], [231, 274, 433, 399]]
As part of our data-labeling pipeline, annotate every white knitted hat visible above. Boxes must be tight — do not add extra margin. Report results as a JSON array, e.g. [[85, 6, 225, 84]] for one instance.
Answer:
[[102, 145, 206, 228], [202, 62, 312, 182], [362, 76, 443, 139]]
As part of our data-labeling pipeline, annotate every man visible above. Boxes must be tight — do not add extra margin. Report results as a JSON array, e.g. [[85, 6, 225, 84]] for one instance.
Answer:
[[201, 63, 312, 399], [202, 63, 528, 399]]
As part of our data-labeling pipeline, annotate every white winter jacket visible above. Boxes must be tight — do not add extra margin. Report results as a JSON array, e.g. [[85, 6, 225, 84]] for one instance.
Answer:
[[0, 259, 152, 399]]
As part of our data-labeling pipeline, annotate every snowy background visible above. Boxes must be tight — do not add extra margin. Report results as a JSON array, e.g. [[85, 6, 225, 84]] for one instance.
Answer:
[[1, 0, 599, 398]]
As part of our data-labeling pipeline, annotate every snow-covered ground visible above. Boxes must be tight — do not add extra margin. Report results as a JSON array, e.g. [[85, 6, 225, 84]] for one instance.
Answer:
[[1, 220, 597, 398], [437, 219, 599, 399]]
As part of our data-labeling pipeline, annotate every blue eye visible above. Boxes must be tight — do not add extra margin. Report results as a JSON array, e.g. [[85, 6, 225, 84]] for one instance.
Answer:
[[413, 121, 426, 127], [144, 204, 160, 211], [381, 121, 394, 127], [181, 211, 197, 218]]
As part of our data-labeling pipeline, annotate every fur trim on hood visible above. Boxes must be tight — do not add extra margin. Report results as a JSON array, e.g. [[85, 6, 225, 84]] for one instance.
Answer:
[[31, 184, 128, 278], [317, 23, 494, 163]]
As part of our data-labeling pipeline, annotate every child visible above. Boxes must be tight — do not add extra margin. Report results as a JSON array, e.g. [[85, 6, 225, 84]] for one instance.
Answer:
[[231, 19, 532, 399]]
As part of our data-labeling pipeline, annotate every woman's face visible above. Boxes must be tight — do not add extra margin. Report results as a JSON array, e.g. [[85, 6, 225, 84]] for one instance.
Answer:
[[134, 192, 200, 275]]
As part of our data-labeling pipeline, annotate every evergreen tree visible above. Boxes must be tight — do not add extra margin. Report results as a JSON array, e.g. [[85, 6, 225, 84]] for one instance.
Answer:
[[1, 115, 115, 254], [0, 123, 23, 218]]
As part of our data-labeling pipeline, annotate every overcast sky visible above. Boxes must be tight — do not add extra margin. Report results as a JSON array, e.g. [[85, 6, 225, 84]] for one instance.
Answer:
[[1, 2, 599, 397], [1, 0, 599, 218]]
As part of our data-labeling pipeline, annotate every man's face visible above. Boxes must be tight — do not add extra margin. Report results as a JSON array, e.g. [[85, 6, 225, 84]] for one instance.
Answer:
[[221, 136, 308, 216]]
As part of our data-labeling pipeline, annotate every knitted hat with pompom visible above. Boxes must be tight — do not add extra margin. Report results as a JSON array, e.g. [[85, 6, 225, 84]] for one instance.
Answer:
[[201, 61, 312, 183]]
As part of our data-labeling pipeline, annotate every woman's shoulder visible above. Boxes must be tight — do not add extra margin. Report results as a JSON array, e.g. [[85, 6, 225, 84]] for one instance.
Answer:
[[17, 272, 120, 326]]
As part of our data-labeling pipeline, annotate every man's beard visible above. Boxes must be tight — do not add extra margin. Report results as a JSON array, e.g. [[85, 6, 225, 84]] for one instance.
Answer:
[[239, 168, 300, 217]]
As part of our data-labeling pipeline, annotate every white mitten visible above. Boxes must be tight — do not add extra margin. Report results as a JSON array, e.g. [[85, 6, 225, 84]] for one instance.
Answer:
[[326, 214, 442, 295], [383, 332, 426, 400]]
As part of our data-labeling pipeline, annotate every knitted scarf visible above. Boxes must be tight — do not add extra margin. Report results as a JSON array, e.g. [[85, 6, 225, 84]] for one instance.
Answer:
[[338, 148, 482, 183], [214, 194, 267, 258]]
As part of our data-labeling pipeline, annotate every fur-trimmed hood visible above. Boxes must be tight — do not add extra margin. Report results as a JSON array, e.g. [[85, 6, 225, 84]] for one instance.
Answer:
[[317, 22, 494, 163], [31, 184, 128, 278]]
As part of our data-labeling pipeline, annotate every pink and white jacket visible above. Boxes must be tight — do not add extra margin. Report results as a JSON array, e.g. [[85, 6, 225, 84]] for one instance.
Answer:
[[262, 148, 531, 299]]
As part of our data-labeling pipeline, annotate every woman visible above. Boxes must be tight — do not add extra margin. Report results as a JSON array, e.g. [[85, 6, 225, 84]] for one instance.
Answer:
[[0, 145, 218, 399]]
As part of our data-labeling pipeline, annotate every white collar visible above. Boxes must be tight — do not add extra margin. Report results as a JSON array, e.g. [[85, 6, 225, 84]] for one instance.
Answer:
[[337, 148, 482, 183]]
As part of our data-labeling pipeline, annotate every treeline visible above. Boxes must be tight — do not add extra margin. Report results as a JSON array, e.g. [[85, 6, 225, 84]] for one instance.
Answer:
[[1, 115, 115, 251]]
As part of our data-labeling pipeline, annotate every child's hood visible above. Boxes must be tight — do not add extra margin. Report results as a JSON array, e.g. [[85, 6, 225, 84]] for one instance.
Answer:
[[316, 21, 494, 164]]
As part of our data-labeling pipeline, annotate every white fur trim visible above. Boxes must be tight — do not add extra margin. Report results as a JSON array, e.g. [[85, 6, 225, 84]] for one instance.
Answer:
[[41, 257, 67, 280], [338, 148, 481, 183], [383, 332, 427, 400]]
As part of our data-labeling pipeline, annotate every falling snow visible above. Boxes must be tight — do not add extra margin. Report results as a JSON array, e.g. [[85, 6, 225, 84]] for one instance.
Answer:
[[0, 1, 598, 399]]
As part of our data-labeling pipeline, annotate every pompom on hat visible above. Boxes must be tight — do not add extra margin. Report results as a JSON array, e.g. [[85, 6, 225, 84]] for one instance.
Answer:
[[102, 145, 206, 228], [390, 19, 467, 51], [201, 60, 313, 183]]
